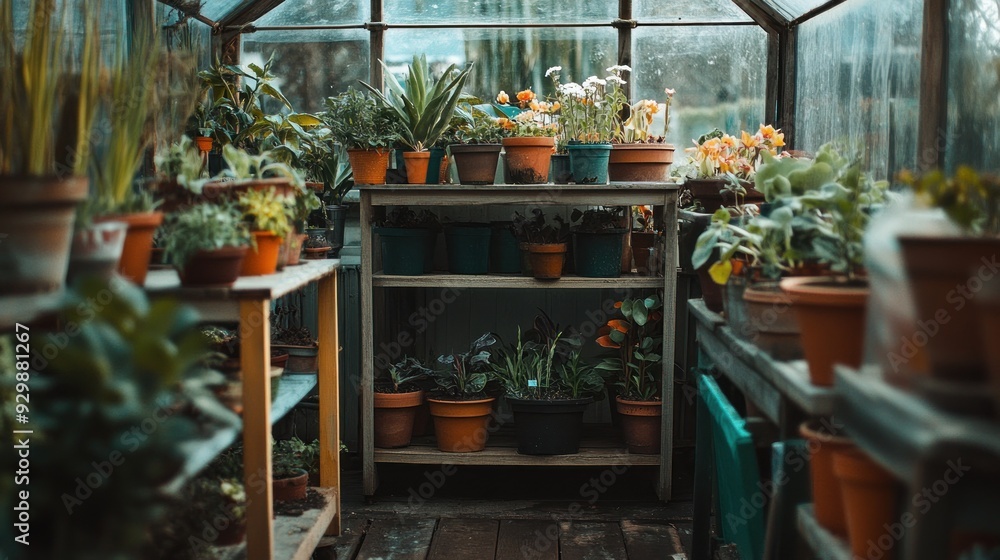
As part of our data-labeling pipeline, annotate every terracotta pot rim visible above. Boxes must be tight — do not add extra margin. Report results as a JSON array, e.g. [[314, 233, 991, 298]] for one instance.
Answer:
[[374, 389, 425, 408], [96, 210, 164, 228], [615, 396, 663, 406], [744, 281, 794, 304], [780, 275, 869, 303], [347, 147, 391, 154], [832, 448, 895, 484], [525, 242, 568, 254], [402, 150, 432, 159], [799, 420, 854, 446], [426, 397, 495, 405], [0, 175, 89, 205], [449, 143, 503, 151], [502, 136, 556, 146]]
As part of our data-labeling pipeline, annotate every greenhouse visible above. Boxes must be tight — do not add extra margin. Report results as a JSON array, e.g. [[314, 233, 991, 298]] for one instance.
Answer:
[[1, 0, 999, 559]]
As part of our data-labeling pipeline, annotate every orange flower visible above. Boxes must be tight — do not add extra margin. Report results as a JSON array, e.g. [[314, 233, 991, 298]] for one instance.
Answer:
[[771, 131, 786, 147], [516, 89, 535, 103], [741, 130, 759, 149], [759, 124, 777, 138], [496, 117, 514, 130], [496, 90, 510, 104], [550, 101, 561, 112], [529, 100, 541, 112]]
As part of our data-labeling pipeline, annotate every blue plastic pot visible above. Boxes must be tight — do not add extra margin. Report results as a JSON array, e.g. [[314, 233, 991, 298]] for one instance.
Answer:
[[573, 229, 626, 278], [550, 154, 573, 184], [444, 224, 492, 275], [567, 143, 612, 184], [426, 147, 447, 184], [375, 227, 429, 275]]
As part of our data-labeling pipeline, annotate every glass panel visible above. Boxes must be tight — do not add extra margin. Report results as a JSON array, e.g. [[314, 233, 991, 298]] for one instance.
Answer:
[[159, 7, 215, 70], [12, 1, 125, 50], [383, 27, 617, 102], [254, 0, 369, 26], [795, 0, 922, 181], [631, 26, 768, 148], [201, 0, 251, 22], [635, 0, 752, 22], [384, 0, 616, 25], [767, 0, 828, 20], [946, 0, 1000, 173], [242, 30, 371, 113]]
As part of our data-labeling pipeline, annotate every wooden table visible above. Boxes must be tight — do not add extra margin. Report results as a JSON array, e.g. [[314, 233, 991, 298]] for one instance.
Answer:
[[145, 259, 342, 560]]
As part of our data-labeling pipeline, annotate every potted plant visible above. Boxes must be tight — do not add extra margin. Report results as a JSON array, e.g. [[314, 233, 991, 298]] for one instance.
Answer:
[[444, 220, 493, 275], [448, 106, 510, 185], [272, 437, 320, 501], [209, 144, 306, 202], [374, 357, 432, 448], [511, 209, 570, 280], [596, 295, 664, 454], [546, 65, 630, 185], [898, 167, 1000, 390], [161, 203, 252, 287], [428, 333, 498, 452], [239, 187, 292, 276], [494, 88, 559, 184], [66, 219, 130, 287], [271, 309, 320, 374], [609, 87, 677, 182], [491, 314, 604, 455], [363, 54, 472, 184], [571, 207, 627, 278], [303, 233, 332, 259], [186, 477, 248, 546], [631, 206, 658, 273], [375, 207, 442, 275], [281, 189, 322, 267], [151, 135, 211, 212], [302, 138, 354, 258], [323, 87, 402, 185]]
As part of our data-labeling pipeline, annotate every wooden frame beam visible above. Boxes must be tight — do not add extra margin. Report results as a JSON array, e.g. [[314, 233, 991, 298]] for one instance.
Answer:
[[917, 0, 950, 171], [730, 0, 787, 34], [220, 0, 288, 27]]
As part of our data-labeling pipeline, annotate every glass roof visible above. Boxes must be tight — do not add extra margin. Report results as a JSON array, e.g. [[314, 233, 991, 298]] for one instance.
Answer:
[[635, 0, 753, 22], [767, 0, 829, 20], [383, 0, 616, 24], [255, 0, 369, 26], [201, 0, 255, 22]]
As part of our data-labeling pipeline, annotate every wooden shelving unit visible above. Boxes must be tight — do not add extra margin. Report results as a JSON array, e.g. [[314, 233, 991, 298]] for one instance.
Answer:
[[359, 182, 680, 501], [796, 505, 851, 560], [144, 260, 342, 560]]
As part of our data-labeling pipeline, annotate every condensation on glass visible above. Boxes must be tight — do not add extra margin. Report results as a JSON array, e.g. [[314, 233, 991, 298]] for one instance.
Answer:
[[795, 0, 922, 181], [383, 0, 617, 25], [255, 0, 369, 26], [946, 0, 1000, 173], [632, 26, 768, 148], [767, 0, 829, 20], [634, 0, 752, 22]]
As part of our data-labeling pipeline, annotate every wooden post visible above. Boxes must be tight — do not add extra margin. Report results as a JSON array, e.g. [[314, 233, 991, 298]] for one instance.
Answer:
[[318, 273, 341, 535], [917, 0, 949, 171], [240, 299, 274, 560], [360, 191, 377, 496], [659, 191, 679, 501]]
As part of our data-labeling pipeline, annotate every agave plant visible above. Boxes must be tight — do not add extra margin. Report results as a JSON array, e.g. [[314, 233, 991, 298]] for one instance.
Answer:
[[362, 54, 473, 152]]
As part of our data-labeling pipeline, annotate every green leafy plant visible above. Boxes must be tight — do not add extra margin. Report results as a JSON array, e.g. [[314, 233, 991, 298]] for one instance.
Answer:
[[322, 87, 403, 150], [380, 206, 441, 230], [154, 136, 209, 193], [218, 144, 305, 191], [571, 207, 626, 233], [301, 139, 355, 207], [491, 323, 602, 400], [377, 356, 432, 393], [596, 295, 664, 401], [197, 53, 292, 149], [449, 103, 509, 145], [273, 437, 320, 478], [899, 166, 1000, 236], [547, 65, 630, 144], [362, 54, 473, 152], [240, 187, 293, 238], [246, 112, 326, 168], [433, 333, 497, 399], [510, 209, 569, 244], [161, 203, 252, 271]]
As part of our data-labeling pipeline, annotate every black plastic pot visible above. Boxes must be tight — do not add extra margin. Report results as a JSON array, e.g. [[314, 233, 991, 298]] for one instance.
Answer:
[[375, 227, 428, 275], [573, 229, 626, 278], [508, 397, 592, 455], [489, 222, 521, 274], [325, 205, 347, 258], [444, 223, 491, 274]]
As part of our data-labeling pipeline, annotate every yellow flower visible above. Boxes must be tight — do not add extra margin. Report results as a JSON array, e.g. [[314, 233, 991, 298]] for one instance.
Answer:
[[721, 134, 738, 149], [496, 91, 510, 104], [759, 124, 777, 138], [529, 100, 541, 112], [741, 130, 759, 149], [771, 131, 786, 147], [496, 117, 514, 130], [550, 101, 561, 112]]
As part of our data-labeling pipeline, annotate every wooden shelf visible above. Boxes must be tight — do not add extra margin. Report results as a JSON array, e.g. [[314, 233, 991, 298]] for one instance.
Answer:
[[796, 504, 852, 560], [372, 272, 664, 289], [212, 486, 338, 560], [0, 290, 62, 330], [272, 373, 317, 425], [358, 182, 681, 207]]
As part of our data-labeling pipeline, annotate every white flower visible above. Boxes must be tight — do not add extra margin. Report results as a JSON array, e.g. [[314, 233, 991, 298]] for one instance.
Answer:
[[545, 66, 562, 78], [665, 87, 676, 97], [606, 64, 632, 74], [514, 110, 536, 123], [558, 82, 586, 98], [606, 75, 626, 86], [582, 76, 606, 88]]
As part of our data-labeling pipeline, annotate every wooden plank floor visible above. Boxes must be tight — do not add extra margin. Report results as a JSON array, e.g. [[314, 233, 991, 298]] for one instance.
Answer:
[[321, 518, 685, 559]]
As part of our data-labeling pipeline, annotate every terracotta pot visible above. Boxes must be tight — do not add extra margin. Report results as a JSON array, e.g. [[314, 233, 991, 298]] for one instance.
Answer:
[[273, 344, 318, 373], [97, 211, 164, 285], [272, 469, 309, 502], [800, 421, 854, 538], [66, 221, 128, 286], [608, 143, 675, 182], [214, 514, 246, 546], [374, 390, 425, 448], [195, 136, 214, 153], [744, 281, 803, 361], [899, 235, 1000, 384], [427, 397, 495, 452], [402, 151, 432, 185], [303, 246, 330, 260], [286, 233, 308, 266], [346, 148, 391, 185], [177, 246, 248, 287], [438, 152, 450, 184], [201, 178, 296, 205], [979, 280, 1000, 416], [631, 231, 656, 273], [780, 276, 869, 386], [502, 137, 554, 184], [240, 231, 282, 276], [271, 352, 289, 369], [525, 242, 567, 280], [721, 180, 765, 208], [411, 400, 432, 436], [615, 396, 662, 454], [684, 178, 729, 213], [696, 265, 726, 313], [832, 448, 899, 560], [449, 144, 502, 185]]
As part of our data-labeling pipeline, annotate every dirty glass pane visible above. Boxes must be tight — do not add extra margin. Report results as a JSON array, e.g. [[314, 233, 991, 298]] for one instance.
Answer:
[[159, 8, 215, 69], [201, 0, 251, 22], [242, 30, 371, 113], [946, 0, 1000, 173], [383, 0, 616, 25], [631, 26, 768, 148], [635, 0, 752, 22], [11, 1, 125, 51], [795, 0, 922, 181], [254, 0, 369, 26], [767, 0, 828, 20], [382, 27, 617, 103]]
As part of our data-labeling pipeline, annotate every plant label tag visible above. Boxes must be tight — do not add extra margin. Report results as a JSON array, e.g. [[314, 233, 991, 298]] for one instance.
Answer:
[[528, 380, 538, 387]]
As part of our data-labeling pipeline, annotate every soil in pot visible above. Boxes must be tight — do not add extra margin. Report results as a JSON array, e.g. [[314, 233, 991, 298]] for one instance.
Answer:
[[489, 222, 521, 274], [832, 448, 900, 560], [450, 144, 502, 185], [525, 243, 567, 280], [608, 143, 675, 182], [781, 276, 869, 386], [800, 420, 854, 537], [240, 231, 283, 276], [566, 143, 612, 185], [427, 397, 495, 452], [502, 137, 554, 184], [402, 151, 432, 185], [550, 153, 573, 184], [374, 390, 425, 448], [444, 224, 492, 274], [347, 148, 391, 185], [616, 396, 662, 454], [272, 469, 309, 502], [744, 281, 803, 361], [508, 397, 592, 455], [66, 221, 128, 286], [98, 211, 164, 285], [375, 227, 428, 275], [177, 246, 248, 287], [573, 230, 625, 278]]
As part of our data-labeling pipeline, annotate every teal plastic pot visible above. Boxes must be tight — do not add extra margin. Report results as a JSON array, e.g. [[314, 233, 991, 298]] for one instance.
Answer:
[[567, 143, 612, 184], [550, 154, 573, 184], [426, 147, 447, 184], [489, 222, 521, 274], [375, 227, 428, 275], [573, 229, 626, 278], [444, 224, 492, 275]]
